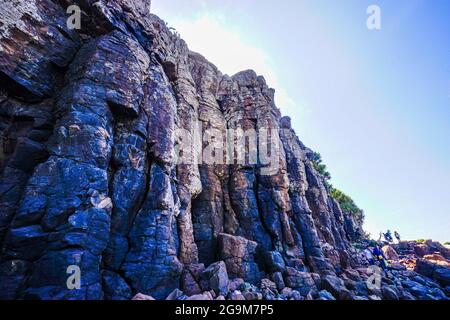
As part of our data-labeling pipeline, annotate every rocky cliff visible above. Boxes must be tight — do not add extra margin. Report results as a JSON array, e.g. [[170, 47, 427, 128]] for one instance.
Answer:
[[0, 0, 448, 300]]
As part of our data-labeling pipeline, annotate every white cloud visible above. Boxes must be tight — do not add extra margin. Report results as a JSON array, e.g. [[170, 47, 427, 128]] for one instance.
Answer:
[[167, 12, 296, 113]]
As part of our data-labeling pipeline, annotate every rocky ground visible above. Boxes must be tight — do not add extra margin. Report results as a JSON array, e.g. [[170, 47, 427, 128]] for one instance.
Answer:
[[0, 0, 448, 300], [131, 239, 450, 300]]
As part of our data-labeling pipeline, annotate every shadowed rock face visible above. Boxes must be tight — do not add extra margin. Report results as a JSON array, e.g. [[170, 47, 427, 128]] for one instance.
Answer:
[[1, 0, 447, 301]]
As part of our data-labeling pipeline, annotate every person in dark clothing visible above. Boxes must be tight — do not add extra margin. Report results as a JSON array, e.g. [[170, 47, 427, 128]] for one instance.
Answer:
[[394, 231, 401, 242], [384, 230, 393, 243], [372, 245, 389, 271]]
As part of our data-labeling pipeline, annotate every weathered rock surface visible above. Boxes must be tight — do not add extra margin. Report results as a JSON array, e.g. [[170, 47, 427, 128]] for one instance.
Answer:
[[382, 245, 400, 261], [199, 261, 229, 296], [218, 233, 261, 283], [0, 0, 448, 301], [394, 240, 450, 260]]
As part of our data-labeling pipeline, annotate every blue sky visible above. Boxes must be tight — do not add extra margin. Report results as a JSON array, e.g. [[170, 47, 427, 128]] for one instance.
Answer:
[[152, 0, 450, 243]]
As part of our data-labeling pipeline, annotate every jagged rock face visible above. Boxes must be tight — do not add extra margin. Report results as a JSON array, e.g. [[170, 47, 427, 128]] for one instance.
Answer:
[[1, 0, 447, 301], [0, 0, 363, 300]]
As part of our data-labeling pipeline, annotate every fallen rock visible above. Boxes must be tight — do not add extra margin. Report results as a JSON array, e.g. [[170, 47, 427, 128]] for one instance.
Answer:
[[321, 275, 348, 300], [382, 245, 399, 261], [390, 263, 407, 271], [423, 254, 449, 265], [343, 269, 362, 282], [229, 278, 245, 292], [291, 290, 303, 300], [260, 278, 278, 292], [343, 277, 356, 291], [434, 267, 450, 287], [181, 270, 202, 296], [218, 233, 260, 283], [408, 283, 430, 299], [132, 293, 156, 300], [284, 267, 317, 296], [187, 292, 214, 300], [200, 261, 229, 296], [166, 289, 184, 300], [318, 290, 336, 300], [415, 258, 450, 287], [429, 287, 447, 300], [243, 291, 263, 300], [229, 290, 246, 300], [354, 281, 369, 296], [208, 290, 217, 299], [382, 286, 399, 300]]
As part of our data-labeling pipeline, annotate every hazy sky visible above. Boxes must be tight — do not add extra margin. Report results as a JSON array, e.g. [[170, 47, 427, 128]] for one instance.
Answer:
[[152, 0, 450, 243]]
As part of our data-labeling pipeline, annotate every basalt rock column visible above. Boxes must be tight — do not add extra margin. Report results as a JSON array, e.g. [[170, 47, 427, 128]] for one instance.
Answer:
[[279, 117, 334, 275], [1, 29, 149, 299], [189, 52, 232, 265]]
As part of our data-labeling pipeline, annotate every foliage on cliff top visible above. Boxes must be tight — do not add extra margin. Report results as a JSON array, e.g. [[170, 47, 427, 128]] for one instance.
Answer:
[[311, 152, 331, 181], [311, 152, 365, 223], [330, 188, 365, 223]]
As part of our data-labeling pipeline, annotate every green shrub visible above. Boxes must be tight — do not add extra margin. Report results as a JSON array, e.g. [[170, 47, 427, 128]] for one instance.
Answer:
[[444, 242, 450, 246], [416, 239, 426, 243], [330, 188, 365, 223], [311, 152, 331, 181]]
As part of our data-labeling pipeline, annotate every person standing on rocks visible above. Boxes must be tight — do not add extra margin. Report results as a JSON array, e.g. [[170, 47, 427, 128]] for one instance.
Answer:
[[384, 230, 393, 243], [372, 244, 389, 271], [394, 231, 401, 242]]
